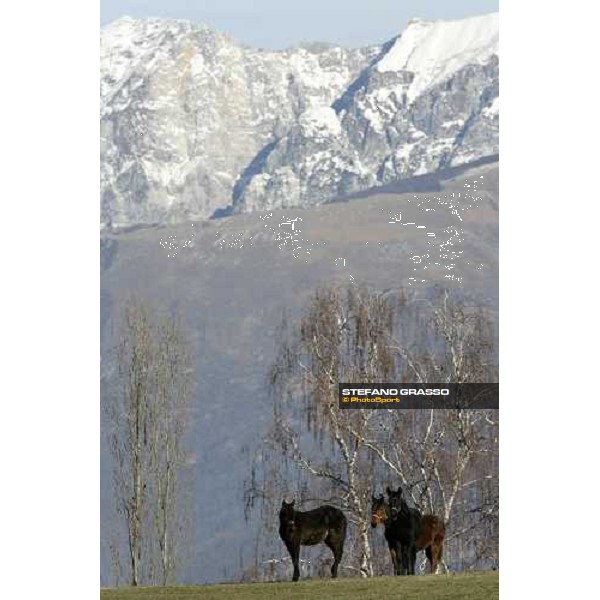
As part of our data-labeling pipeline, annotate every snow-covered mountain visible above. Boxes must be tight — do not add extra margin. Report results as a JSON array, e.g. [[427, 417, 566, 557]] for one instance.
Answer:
[[100, 17, 375, 227], [101, 13, 498, 227]]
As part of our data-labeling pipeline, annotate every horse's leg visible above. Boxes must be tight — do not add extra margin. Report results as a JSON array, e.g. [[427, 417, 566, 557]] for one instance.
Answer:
[[291, 543, 301, 582], [333, 543, 343, 578], [331, 550, 339, 579], [388, 544, 396, 575], [410, 545, 418, 575], [425, 545, 433, 574], [324, 534, 343, 578], [389, 543, 400, 576], [399, 542, 409, 576], [433, 540, 443, 574]]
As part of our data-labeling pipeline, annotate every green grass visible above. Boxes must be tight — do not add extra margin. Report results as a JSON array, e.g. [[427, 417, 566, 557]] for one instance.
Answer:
[[101, 571, 498, 600]]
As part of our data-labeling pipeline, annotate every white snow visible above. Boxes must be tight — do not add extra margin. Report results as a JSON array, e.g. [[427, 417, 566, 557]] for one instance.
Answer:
[[298, 107, 342, 138], [190, 53, 206, 76], [362, 107, 385, 133], [441, 118, 466, 129], [377, 13, 498, 102], [482, 96, 499, 117]]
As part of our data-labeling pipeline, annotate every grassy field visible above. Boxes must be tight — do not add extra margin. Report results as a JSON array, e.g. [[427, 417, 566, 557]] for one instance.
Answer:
[[101, 571, 498, 600]]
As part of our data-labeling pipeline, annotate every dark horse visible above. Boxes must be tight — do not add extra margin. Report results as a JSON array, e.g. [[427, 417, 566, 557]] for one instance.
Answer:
[[279, 500, 347, 581], [371, 491, 420, 575], [371, 486, 446, 575]]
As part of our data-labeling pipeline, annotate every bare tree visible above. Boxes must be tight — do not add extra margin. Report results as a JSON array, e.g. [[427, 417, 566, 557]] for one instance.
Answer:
[[245, 286, 397, 577], [351, 288, 499, 571], [244, 285, 498, 577], [103, 298, 194, 586]]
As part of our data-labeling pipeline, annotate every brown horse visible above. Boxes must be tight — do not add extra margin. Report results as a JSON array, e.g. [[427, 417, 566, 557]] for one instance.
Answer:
[[372, 488, 446, 575]]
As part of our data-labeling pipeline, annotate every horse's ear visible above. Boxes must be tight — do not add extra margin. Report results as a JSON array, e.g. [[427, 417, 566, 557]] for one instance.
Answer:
[[291, 499, 295, 506], [397, 486, 403, 494], [386, 486, 392, 495]]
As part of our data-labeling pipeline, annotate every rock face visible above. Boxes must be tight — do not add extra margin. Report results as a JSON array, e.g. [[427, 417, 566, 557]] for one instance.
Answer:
[[101, 13, 498, 227], [100, 17, 375, 227]]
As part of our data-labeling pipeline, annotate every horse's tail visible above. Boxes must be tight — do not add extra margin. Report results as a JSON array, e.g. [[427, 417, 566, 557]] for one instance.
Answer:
[[339, 511, 348, 542], [323, 505, 347, 539], [436, 517, 446, 540], [433, 518, 445, 574], [433, 517, 446, 548]]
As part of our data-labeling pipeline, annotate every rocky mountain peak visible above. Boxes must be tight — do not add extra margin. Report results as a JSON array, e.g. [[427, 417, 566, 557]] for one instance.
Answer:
[[100, 13, 498, 227]]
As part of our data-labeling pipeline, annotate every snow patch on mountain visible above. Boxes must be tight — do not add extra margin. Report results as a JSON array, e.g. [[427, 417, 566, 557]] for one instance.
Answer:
[[234, 13, 499, 214], [483, 96, 499, 117], [376, 14, 499, 102], [299, 107, 342, 138], [100, 17, 375, 227]]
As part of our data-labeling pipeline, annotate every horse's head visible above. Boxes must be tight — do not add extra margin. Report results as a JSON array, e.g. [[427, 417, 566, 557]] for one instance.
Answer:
[[386, 485, 406, 520], [371, 493, 388, 528], [279, 499, 296, 533]]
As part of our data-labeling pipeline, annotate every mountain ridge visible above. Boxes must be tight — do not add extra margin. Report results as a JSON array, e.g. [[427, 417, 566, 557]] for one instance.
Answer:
[[101, 13, 498, 229]]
